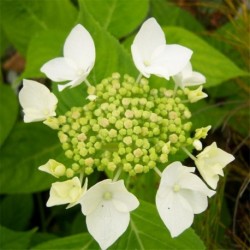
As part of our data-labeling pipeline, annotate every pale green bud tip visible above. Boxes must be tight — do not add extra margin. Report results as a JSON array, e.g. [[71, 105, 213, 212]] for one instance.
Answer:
[[43, 117, 59, 130]]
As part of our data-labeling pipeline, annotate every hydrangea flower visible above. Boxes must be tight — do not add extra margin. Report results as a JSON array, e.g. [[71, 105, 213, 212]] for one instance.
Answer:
[[18, 79, 58, 123], [38, 159, 66, 178], [131, 18, 192, 80], [47, 177, 87, 209], [173, 62, 206, 89], [195, 142, 235, 189], [80, 179, 139, 250], [156, 161, 215, 237], [41, 24, 95, 91]]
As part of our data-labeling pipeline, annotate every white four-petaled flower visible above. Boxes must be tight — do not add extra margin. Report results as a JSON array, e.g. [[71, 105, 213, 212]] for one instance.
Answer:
[[195, 142, 235, 189], [41, 24, 95, 91], [156, 161, 215, 237], [173, 62, 206, 89], [80, 179, 139, 250], [18, 79, 58, 123], [47, 177, 87, 209], [131, 18, 193, 80]]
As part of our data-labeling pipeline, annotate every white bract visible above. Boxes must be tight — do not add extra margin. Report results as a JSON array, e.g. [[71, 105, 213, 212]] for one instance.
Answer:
[[131, 18, 192, 80], [19, 79, 58, 123], [38, 159, 66, 178], [156, 161, 215, 237], [80, 179, 139, 250], [41, 24, 95, 91], [47, 177, 87, 209], [195, 142, 235, 189], [173, 62, 206, 89]]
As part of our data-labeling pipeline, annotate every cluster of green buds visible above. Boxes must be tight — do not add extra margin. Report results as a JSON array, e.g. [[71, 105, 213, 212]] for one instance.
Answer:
[[46, 73, 204, 178]]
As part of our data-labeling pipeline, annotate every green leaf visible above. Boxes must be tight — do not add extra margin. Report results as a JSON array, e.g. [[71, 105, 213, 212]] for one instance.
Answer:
[[22, 30, 67, 79], [151, 0, 204, 32], [0, 194, 33, 231], [164, 27, 249, 87], [0, 122, 61, 194], [0, 0, 77, 55], [0, 225, 35, 250], [32, 233, 97, 250], [82, 0, 149, 38], [0, 84, 18, 147]]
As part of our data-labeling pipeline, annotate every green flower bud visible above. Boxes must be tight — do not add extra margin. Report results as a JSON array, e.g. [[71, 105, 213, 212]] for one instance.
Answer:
[[66, 168, 74, 178]]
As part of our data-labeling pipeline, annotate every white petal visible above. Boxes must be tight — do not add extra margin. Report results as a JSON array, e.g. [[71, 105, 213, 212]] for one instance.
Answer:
[[80, 179, 112, 215], [178, 172, 216, 198], [111, 180, 139, 212], [156, 190, 194, 237], [183, 71, 206, 86], [41, 57, 78, 82], [151, 44, 193, 77], [19, 79, 58, 122], [131, 44, 150, 78], [132, 18, 165, 63], [57, 72, 87, 92], [63, 24, 95, 72], [160, 161, 195, 187], [86, 201, 130, 250], [179, 189, 209, 214]]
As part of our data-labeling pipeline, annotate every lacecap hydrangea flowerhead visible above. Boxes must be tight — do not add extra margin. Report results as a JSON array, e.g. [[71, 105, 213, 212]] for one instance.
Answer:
[[18, 18, 235, 249]]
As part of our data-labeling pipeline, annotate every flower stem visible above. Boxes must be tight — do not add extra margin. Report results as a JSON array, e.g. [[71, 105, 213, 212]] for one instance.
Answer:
[[84, 78, 92, 87], [154, 167, 162, 177], [181, 147, 197, 161], [80, 172, 84, 185], [135, 73, 142, 84], [113, 167, 122, 182]]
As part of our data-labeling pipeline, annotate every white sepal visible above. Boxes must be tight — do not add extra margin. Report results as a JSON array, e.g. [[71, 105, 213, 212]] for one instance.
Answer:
[[19, 79, 58, 123], [173, 62, 206, 89]]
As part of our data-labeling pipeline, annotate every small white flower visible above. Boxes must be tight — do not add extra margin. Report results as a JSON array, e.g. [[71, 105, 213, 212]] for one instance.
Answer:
[[173, 62, 206, 89], [38, 159, 66, 178], [184, 86, 208, 103], [80, 179, 139, 250], [47, 177, 87, 209], [41, 24, 95, 91], [18, 79, 58, 123], [195, 142, 235, 189], [86, 94, 97, 101], [131, 18, 192, 80], [156, 161, 215, 237]]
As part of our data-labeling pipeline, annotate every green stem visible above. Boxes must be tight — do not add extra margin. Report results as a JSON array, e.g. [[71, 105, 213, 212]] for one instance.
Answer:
[[182, 147, 197, 161], [154, 167, 162, 177], [84, 78, 92, 87], [135, 73, 142, 84], [113, 167, 122, 181]]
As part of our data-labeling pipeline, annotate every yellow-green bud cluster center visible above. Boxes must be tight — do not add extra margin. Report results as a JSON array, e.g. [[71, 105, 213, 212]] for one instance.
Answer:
[[57, 73, 193, 176]]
